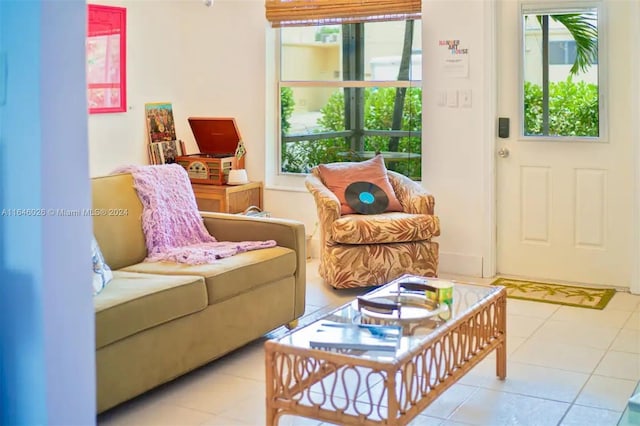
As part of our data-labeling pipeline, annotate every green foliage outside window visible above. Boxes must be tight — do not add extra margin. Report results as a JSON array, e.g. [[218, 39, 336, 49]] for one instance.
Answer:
[[281, 87, 422, 178], [280, 87, 295, 134], [524, 78, 599, 137], [314, 26, 340, 42]]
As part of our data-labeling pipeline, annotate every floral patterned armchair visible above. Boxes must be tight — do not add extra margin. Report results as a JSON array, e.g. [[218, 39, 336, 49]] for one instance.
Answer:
[[305, 168, 440, 289]]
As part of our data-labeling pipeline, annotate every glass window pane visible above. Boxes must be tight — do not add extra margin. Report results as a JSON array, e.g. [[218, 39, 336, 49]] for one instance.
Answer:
[[280, 85, 421, 179], [281, 87, 345, 136], [567, 41, 578, 65], [279, 20, 422, 179], [280, 26, 343, 81], [522, 9, 599, 138], [549, 41, 568, 65], [281, 21, 422, 82], [363, 87, 422, 132], [364, 20, 422, 81]]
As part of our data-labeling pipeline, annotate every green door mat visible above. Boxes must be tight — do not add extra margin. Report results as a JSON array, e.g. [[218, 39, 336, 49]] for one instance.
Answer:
[[491, 277, 616, 310]]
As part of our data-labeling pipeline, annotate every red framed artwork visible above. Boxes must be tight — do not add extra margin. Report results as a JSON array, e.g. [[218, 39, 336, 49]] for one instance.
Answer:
[[87, 4, 126, 114]]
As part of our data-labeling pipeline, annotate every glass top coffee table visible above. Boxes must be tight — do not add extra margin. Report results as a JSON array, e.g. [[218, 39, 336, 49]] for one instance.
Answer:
[[265, 274, 507, 426]]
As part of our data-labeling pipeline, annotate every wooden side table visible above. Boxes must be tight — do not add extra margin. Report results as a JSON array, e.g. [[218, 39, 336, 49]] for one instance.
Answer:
[[191, 181, 263, 214]]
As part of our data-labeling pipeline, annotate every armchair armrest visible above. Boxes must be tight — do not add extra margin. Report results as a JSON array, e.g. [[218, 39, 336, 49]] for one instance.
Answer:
[[200, 212, 306, 316], [388, 171, 436, 215], [305, 173, 341, 241]]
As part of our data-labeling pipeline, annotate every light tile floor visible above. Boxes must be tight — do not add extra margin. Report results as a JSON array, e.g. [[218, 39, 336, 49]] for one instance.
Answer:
[[98, 261, 640, 426]]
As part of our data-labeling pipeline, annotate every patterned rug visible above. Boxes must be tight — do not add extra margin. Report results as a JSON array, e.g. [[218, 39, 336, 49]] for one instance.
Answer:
[[492, 277, 616, 310]]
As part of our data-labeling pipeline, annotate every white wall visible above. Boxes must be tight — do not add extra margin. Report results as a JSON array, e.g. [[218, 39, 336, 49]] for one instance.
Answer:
[[89, 0, 268, 184], [88, 0, 498, 276], [89, 0, 320, 240], [422, 0, 493, 276], [88, 0, 638, 281]]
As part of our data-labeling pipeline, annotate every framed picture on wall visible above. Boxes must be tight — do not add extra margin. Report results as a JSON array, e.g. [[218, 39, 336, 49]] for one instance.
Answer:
[[144, 102, 177, 143], [87, 4, 126, 114]]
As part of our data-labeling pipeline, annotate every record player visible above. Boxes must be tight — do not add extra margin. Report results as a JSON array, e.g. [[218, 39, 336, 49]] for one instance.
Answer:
[[176, 117, 245, 185]]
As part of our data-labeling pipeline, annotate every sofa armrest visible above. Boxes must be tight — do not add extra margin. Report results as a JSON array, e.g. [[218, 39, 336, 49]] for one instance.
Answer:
[[200, 212, 306, 318], [201, 212, 303, 248], [388, 170, 436, 215]]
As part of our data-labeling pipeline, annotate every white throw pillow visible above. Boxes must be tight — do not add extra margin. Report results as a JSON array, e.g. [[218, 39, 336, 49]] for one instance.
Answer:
[[92, 236, 113, 295]]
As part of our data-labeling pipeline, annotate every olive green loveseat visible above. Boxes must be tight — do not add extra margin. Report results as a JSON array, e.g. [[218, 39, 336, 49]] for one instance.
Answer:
[[92, 173, 306, 413]]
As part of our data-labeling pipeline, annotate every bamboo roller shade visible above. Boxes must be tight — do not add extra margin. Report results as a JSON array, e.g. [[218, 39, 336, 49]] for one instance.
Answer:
[[265, 0, 421, 27]]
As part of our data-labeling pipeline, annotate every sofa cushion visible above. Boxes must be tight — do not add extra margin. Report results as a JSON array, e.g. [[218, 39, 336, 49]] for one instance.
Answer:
[[121, 246, 296, 305], [331, 212, 440, 244], [316, 155, 403, 215], [94, 271, 207, 349]]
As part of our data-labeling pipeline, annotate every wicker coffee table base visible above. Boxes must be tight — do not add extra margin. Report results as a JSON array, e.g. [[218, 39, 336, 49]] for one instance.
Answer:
[[265, 288, 506, 426]]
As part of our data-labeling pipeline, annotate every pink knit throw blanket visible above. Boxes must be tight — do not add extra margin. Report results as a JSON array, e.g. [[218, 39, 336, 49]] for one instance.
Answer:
[[115, 164, 276, 264]]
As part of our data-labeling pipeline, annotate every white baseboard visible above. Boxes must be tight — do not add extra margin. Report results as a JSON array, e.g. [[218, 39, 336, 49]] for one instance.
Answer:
[[438, 252, 484, 277]]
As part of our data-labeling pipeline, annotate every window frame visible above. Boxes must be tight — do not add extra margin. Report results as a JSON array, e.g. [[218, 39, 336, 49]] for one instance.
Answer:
[[518, 2, 607, 143], [276, 22, 423, 178]]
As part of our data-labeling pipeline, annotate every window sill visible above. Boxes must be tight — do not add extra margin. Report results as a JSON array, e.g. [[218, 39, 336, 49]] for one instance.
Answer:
[[264, 183, 309, 193]]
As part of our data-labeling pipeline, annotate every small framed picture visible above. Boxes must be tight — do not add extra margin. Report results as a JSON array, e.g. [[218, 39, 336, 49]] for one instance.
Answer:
[[87, 4, 127, 114]]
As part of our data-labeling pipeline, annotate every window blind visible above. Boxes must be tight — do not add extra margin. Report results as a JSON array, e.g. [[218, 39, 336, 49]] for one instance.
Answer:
[[265, 0, 421, 28]]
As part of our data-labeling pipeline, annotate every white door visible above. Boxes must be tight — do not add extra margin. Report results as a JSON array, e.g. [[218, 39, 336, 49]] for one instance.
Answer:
[[495, 0, 633, 288]]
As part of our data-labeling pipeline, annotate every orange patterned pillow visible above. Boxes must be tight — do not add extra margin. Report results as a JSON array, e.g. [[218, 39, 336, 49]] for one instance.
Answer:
[[316, 155, 403, 215]]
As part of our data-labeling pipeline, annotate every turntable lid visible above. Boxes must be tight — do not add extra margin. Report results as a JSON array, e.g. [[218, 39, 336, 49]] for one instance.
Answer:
[[187, 117, 242, 154]]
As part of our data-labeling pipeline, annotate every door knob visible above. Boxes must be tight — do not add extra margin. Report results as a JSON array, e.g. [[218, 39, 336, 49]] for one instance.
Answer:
[[497, 147, 510, 158]]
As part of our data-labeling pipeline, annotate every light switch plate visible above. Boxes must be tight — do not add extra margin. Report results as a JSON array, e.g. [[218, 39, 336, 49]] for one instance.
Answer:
[[446, 89, 458, 107], [436, 90, 446, 106], [460, 89, 472, 108]]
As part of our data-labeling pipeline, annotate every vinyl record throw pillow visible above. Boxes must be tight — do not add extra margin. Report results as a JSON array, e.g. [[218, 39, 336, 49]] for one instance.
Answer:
[[317, 155, 402, 215], [345, 181, 389, 214]]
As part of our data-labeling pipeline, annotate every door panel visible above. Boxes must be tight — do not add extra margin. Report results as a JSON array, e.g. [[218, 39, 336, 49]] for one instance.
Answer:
[[496, 0, 631, 287]]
